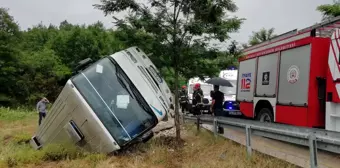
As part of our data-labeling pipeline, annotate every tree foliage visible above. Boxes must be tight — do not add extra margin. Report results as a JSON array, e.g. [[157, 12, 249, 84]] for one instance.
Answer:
[[0, 8, 21, 105], [0, 6, 241, 109], [94, 0, 244, 140], [247, 28, 276, 46], [94, 0, 243, 78], [317, 0, 340, 19], [0, 8, 127, 106]]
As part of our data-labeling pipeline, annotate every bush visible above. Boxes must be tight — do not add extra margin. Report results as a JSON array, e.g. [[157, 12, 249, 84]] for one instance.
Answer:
[[12, 132, 32, 144], [2, 142, 88, 167], [42, 143, 86, 161], [4, 144, 44, 167], [84, 153, 107, 164]]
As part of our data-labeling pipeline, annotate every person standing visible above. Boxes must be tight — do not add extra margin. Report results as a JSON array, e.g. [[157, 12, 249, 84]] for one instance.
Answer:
[[36, 97, 50, 126], [179, 85, 188, 113], [210, 85, 225, 134], [192, 83, 203, 115]]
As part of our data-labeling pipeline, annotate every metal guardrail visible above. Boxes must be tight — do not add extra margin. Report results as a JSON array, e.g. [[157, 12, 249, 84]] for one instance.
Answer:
[[184, 115, 340, 168]]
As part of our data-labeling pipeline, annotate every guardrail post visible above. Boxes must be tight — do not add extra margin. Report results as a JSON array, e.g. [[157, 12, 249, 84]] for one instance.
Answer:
[[246, 125, 252, 158], [213, 117, 218, 137], [196, 115, 200, 131], [308, 133, 318, 168]]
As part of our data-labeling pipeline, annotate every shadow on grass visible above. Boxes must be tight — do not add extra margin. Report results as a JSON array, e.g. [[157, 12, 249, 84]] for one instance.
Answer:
[[117, 135, 186, 157]]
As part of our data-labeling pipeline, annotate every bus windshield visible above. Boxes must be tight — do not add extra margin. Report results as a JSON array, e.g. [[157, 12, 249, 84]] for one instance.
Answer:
[[72, 57, 157, 146]]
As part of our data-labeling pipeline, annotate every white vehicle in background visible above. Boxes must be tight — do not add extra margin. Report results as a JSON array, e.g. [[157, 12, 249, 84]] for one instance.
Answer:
[[30, 47, 171, 154], [219, 67, 238, 100], [219, 67, 241, 115], [187, 77, 213, 113]]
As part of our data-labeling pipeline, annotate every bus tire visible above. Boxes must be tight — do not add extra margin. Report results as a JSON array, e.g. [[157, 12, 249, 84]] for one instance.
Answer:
[[256, 108, 274, 123]]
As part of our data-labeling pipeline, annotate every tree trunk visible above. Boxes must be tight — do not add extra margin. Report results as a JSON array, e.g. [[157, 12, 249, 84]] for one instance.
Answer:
[[173, 0, 181, 142], [174, 62, 181, 141]]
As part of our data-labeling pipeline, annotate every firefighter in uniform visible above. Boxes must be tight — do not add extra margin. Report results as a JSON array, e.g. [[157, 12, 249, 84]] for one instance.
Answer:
[[179, 85, 188, 113], [192, 83, 203, 115]]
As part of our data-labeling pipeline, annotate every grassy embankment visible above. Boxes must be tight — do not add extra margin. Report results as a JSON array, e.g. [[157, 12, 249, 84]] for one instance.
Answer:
[[0, 107, 297, 168]]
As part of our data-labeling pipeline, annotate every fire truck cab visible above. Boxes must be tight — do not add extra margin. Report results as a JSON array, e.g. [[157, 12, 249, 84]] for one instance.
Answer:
[[237, 17, 340, 132]]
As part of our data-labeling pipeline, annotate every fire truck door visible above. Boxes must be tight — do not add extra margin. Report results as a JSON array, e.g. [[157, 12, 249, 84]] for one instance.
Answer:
[[277, 45, 311, 106], [237, 58, 257, 102], [256, 52, 279, 97]]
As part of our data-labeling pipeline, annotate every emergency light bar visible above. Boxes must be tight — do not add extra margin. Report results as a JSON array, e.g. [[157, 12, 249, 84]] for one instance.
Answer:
[[226, 66, 237, 70]]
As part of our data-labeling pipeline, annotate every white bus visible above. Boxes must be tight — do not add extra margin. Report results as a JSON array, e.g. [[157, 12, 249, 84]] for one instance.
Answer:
[[30, 47, 170, 153], [124, 47, 173, 111]]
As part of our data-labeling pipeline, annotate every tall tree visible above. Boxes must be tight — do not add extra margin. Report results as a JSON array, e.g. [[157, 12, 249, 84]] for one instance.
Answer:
[[94, 0, 244, 140], [248, 28, 275, 46], [0, 8, 130, 106], [317, 0, 340, 20], [0, 8, 21, 105]]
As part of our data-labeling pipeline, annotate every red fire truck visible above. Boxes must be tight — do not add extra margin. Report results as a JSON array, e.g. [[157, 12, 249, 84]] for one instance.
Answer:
[[236, 16, 340, 132]]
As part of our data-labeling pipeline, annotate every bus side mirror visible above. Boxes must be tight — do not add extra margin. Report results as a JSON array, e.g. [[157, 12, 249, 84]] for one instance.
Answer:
[[73, 58, 94, 74]]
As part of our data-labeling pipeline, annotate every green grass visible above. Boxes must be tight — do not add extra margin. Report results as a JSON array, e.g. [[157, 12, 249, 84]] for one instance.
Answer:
[[0, 107, 35, 121], [1, 142, 106, 167], [0, 134, 107, 168], [0, 108, 105, 167]]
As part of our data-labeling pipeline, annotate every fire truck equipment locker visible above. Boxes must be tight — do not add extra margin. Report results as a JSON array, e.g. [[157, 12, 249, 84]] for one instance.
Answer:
[[277, 45, 311, 106], [237, 58, 257, 101], [237, 58, 257, 117], [256, 52, 279, 97]]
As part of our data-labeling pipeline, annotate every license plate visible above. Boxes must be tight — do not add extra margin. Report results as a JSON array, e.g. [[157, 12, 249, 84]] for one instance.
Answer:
[[229, 111, 242, 116]]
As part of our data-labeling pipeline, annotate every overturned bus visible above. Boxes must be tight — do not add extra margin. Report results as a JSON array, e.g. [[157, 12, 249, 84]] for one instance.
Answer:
[[30, 47, 173, 153]]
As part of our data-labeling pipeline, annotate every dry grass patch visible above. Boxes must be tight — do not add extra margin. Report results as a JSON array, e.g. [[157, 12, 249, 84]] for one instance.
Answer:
[[93, 125, 298, 168], [0, 108, 298, 168]]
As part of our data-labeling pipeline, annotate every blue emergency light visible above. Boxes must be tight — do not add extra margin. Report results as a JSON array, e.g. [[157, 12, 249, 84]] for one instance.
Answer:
[[224, 101, 235, 110], [226, 66, 237, 70]]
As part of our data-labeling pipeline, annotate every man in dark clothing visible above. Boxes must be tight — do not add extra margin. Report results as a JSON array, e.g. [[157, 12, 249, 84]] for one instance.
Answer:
[[210, 85, 225, 134], [192, 83, 203, 115], [36, 97, 50, 126], [193, 83, 203, 104], [179, 85, 188, 113]]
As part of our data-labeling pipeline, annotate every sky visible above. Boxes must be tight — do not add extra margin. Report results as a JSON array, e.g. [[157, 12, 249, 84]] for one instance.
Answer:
[[0, 0, 335, 45]]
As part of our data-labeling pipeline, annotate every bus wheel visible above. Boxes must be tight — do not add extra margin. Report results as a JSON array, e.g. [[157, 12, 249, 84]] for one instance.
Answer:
[[256, 108, 274, 123]]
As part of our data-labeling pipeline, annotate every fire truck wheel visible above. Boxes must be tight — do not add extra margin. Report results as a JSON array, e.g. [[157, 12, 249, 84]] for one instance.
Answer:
[[257, 108, 274, 123]]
